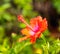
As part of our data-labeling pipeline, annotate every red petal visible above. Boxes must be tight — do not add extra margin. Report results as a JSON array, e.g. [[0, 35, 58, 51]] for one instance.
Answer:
[[30, 16, 42, 28], [30, 36, 36, 43], [38, 18, 48, 32]]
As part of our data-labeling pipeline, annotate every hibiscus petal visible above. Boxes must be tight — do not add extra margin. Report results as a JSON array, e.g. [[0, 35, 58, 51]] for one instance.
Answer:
[[30, 36, 36, 43], [21, 27, 35, 36], [18, 36, 30, 42], [30, 31, 41, 43], [38, 18, 47, 32], [30, 16, 42, 31], [21, 28, 30, 36]]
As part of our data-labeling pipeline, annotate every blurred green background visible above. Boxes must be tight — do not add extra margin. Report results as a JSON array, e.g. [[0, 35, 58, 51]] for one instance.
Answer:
[[0, 0, 60, 54]]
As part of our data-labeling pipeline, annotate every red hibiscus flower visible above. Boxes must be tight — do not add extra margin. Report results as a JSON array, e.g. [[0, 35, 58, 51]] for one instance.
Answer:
[[18, 15, 48, 43]]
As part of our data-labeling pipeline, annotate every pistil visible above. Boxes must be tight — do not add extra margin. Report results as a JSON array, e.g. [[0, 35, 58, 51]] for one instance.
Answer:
[[18, 15, 34, 31]]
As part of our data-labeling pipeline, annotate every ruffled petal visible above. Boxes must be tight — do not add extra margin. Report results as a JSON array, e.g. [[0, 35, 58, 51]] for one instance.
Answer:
[[30, 16, 42, 31], [38, 18, 48, 32]]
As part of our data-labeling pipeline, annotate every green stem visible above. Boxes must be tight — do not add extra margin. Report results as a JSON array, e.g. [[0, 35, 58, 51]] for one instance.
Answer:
[[41, 34, 46, 44], [19, 42, 31, 52]]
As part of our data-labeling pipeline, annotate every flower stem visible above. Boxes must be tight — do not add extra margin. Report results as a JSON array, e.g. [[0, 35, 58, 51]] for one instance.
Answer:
[[19, 42, 31, 52], [41, 33, 46, 43]]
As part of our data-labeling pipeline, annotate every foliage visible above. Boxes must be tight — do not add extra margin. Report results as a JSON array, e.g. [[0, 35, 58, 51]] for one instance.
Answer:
[[52, 0, 60, 13], [0, 0, 60, 54]]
